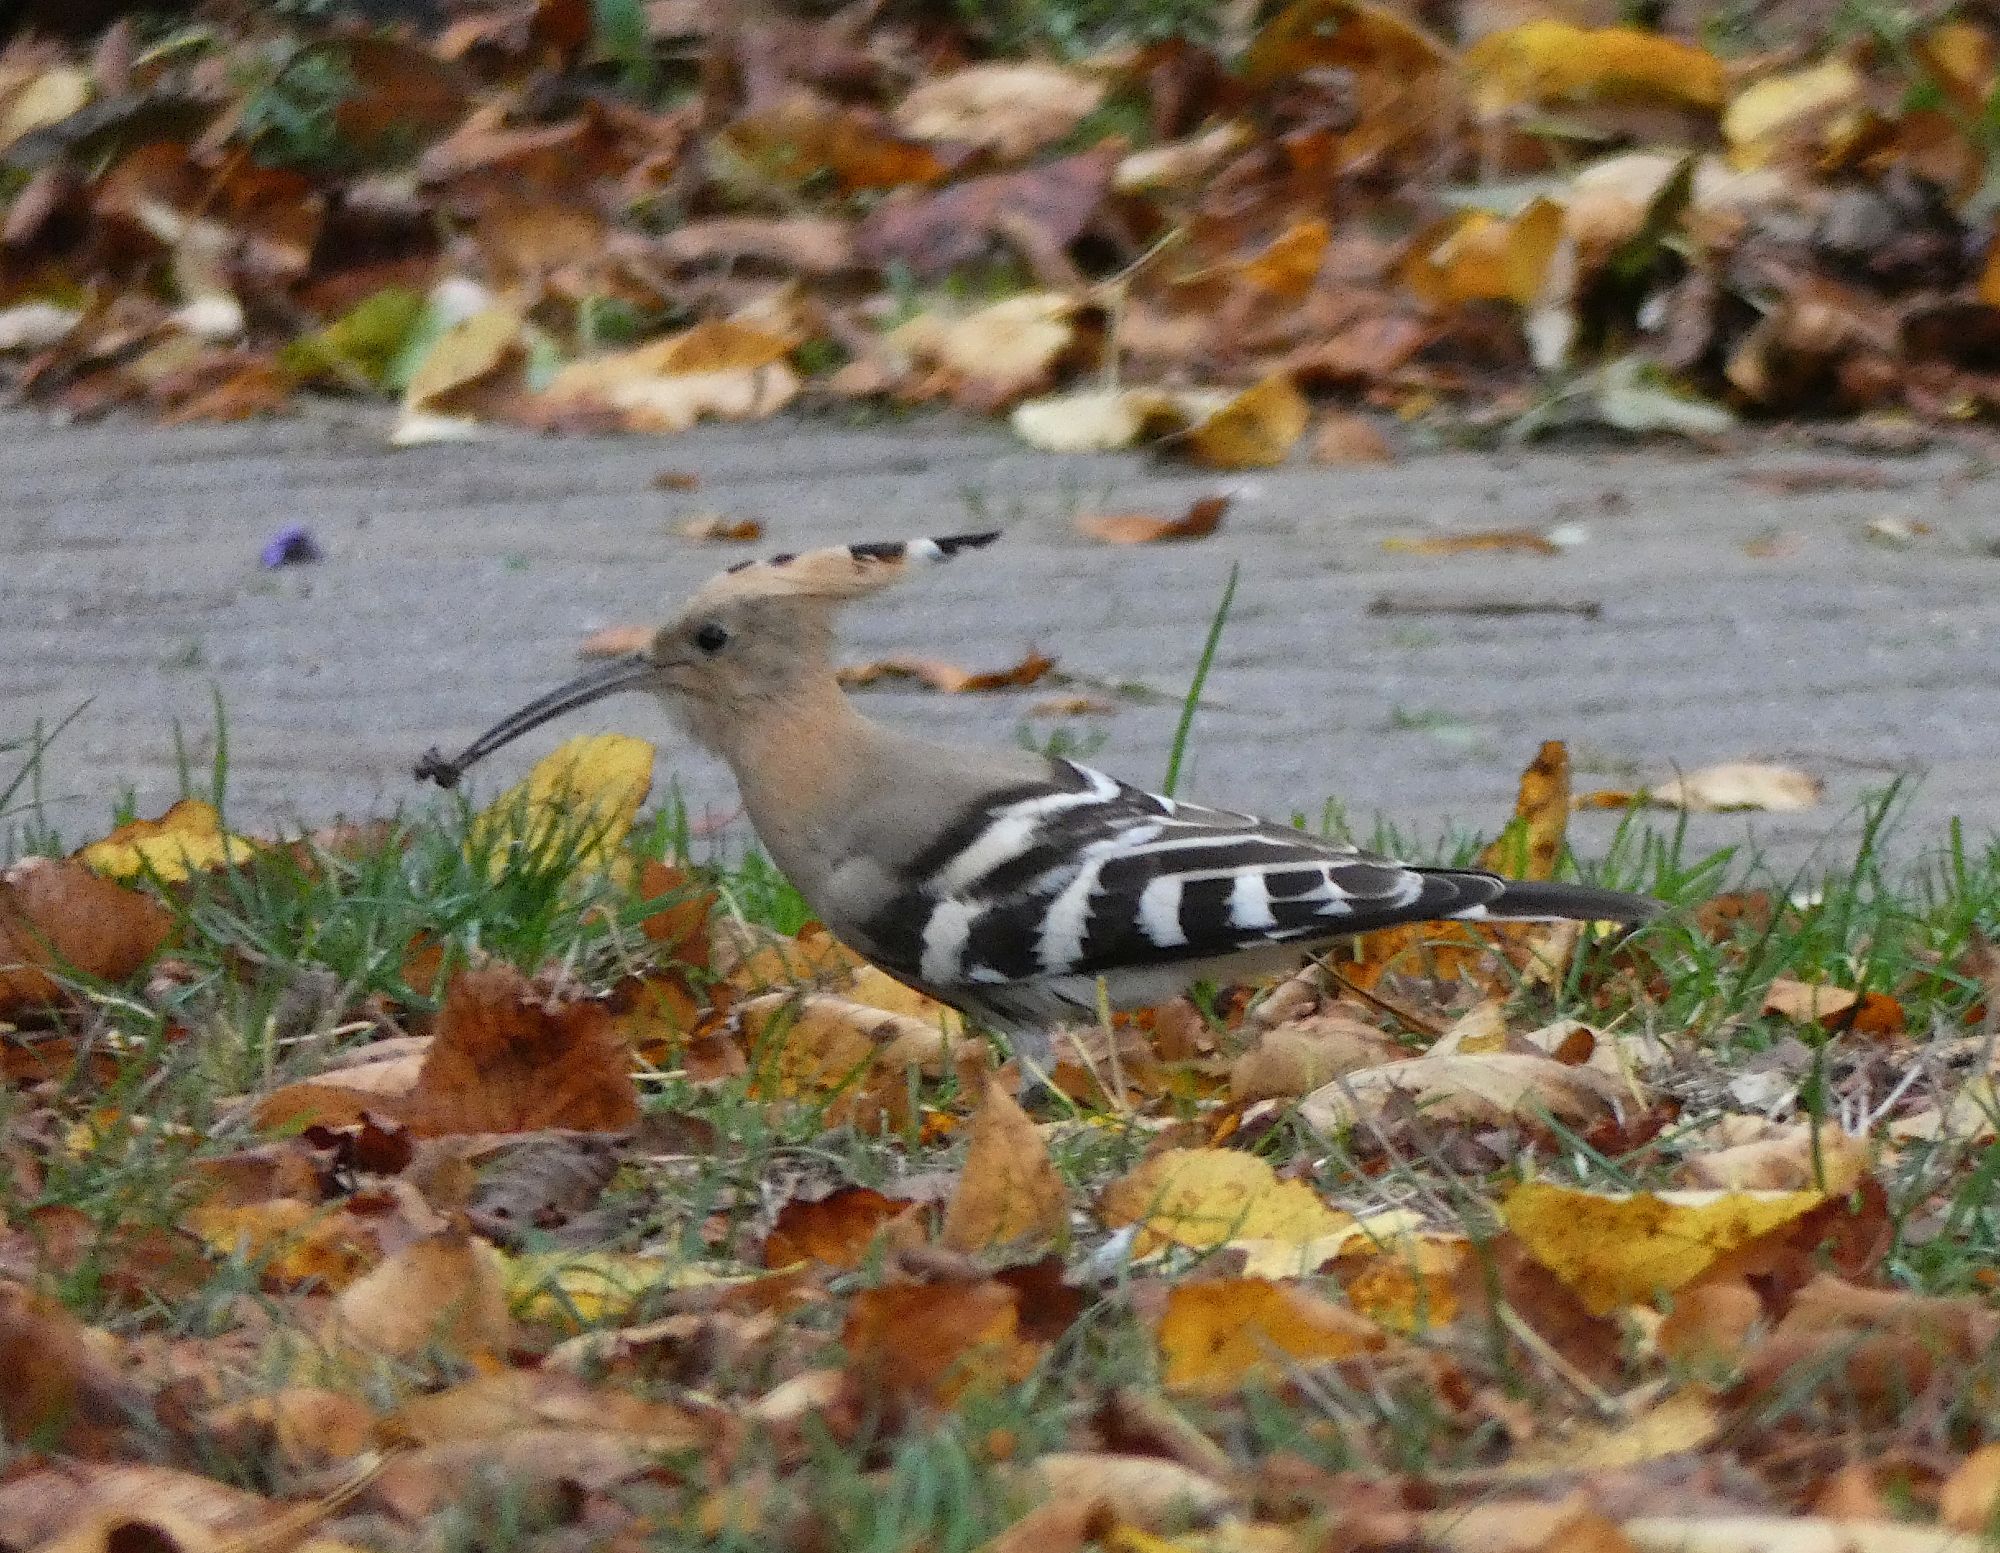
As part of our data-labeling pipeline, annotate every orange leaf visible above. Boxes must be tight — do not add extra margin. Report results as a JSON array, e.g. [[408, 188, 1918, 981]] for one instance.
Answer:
[[0, 857, 173, 1016], [842, 1279, 1042, 1406], [763, 1186, 926, 1270], [838, 650, 1056, 693], [1075, 496, 1229, 546], [1156, 1277, 1386, 1392], [940, 1080, 1069, 1253]]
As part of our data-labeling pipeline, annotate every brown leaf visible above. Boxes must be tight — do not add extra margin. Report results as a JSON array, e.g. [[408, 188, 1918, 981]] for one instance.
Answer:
[[1311, 411, 1396, 464], [842, 1278, 1043, 1407], [838, 651, 1055, 693], [1383, 527, 1560, 556], [0, 1281, 155, 1456], [676, 514, 765, 542], [0, 856, 173, 1016], [856, 147, 1117, 278], [1230, 1009, 1404, 1102], [1297, 1050, 1628, 1136], [1076, 495, 1229, 546], [763, 1185, 926, 1270], [1015, 1451, 1238, 1530], [1477, 739, 1570, 881], [891, 63, 1108, 162], [939, 1079, 1069, 1253], [1180, 375, 1310, 469], [331, 1226, 514, 1360]]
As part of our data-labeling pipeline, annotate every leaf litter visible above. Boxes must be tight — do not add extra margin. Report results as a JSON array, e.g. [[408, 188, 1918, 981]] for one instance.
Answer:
[[18, 0, 2000, 459], [9, 723, 1990, 1544]]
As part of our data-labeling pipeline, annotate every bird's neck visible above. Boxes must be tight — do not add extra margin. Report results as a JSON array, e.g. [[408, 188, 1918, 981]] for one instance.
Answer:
[[710, 672, 888, 884]]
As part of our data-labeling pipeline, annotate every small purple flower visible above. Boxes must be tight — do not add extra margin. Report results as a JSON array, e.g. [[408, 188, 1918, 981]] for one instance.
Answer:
[[261, 524, 323, 569]]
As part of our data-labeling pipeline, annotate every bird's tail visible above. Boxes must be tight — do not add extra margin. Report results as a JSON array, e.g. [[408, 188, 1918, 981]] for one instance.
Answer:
[[1480, 878, 1664, 926]]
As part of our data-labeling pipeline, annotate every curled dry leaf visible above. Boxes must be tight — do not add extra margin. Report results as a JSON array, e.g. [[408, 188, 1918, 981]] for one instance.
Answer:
[[0, 856, 173, 1016], [1477, 739, 1570, 881], [1761, 977, 1904, 1036], [1382, 527, 1561, 556], [887, 293, 1085, 408], [1577, 760, 1823, 813], [939, 1079, 1069, 1253], [1076, 495, 1229, 546], [1179, 374, 1310, 469], [738, 989, 953, 1098], [676, 514, 764, 542], [1229, 1009, 1405, 1102], [837, 650, 1055, 694], [1156, 1277, 1388, 1393], [1311, 411, 1396, 465], [1296, 1050, 1629, 1136]]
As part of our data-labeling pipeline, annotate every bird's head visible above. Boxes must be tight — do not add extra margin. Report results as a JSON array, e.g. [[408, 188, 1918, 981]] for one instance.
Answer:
[[414, 530, 999, 788]]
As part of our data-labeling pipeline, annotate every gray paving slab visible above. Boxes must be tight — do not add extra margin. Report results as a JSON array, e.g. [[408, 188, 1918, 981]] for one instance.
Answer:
[[3, 400, 1997, 881]]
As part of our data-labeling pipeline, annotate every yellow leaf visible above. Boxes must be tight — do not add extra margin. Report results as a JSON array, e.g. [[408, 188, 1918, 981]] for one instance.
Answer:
[[402, 306, 524, 414], [1010, 386, 1187, 454], [842, 964, 964, 1037], [941, 1079, 1070, 1253], [540, 319, 799, 432], [187, 1199, 380, 1291], [1297, 1051, 1626, 1134], [888, 293, 1081, 403], [1337, 1231, 1470, 1332], [1491, 1388, 1720, 1480], [1156, 1277, 1385, 1392], [1724, 58, 1863, 168], [1182, 375, 1309, 469], [76, 798, 256, 882], [1464, 22, 1726, 117], [1501, 1180, 1830, 1315], [1479, 740, 1571, 880], [469, 733, 653, 882], [1100, 1148, 1351, 1255], [332, 1228, 514, 1359], [504, 1249, 733, 1329]]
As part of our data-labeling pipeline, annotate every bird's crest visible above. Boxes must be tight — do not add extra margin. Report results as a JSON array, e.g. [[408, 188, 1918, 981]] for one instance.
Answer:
[[688, 531, 999, 609]]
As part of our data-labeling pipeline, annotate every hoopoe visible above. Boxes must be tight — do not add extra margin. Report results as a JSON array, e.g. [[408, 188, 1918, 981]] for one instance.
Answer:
[[417, 532, 1661, 1074]]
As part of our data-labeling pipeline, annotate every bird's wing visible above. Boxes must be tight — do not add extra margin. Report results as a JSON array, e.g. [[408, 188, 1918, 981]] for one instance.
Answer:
[[866, 760, 1510, 987]]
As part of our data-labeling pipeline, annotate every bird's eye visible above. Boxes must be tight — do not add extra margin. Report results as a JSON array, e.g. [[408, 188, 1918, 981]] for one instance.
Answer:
[[693, 622, 730, 654]]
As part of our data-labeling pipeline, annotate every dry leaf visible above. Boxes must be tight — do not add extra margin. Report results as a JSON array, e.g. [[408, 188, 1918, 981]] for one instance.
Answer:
[[1311, 412, 1395, 465], [1297, 1051, 1627, 1136], [1016, 1452, 1238, 1530], [1478, 740, 1570, 880], [676, 514, 764, 542], [940, 1080, 1069, 1253], [1100, 1148, 1351, 1255], [331, 1226, 514, 1360], [1076, 496, 1229, 546], [763, 1186, 925, 1270], [1180, 375, 1310, 469], [1383, 527, 1560, 556], [842, 1278, 1043, 1406], [1156, 1276, 1387, 1392], [838, 651, 1055, 694], [468, 731, 653, 881], [892, 63, 1107, 162], [540, 319, 799, 432], [1579, 761, 1823, 813], [1500, 1179, 1839, 1316], [0, 857, 173, 1016], [1229, 1010, 1404, 1102]]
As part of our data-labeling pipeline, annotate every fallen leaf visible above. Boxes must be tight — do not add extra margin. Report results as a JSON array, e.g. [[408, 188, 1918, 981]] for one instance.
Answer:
[[1463, 22, 1726, 118], [331, 1226, 514, 1360], [1229, 1010, 1405, 1102], [1100, 1148, 1351, 1256], [0, 1281, 155, 1456], [856, 147, 1116, 279], [1940, 1443, 2000, 1533], [1016, 1452, 1238, 1531], [1156, 1276, 1387, 1392], [763, 1185, 926, 1270], [1760, 978, 1904, 1035], [1383, 527, 1560, 556], [468, 732, 653, 881], [1500, 1179, 1836, 1315], [1010, 385, 1190, 453], [838, 651, 1055, 693], [675, 514, 764, 542], [1478, 740, 1570, 880], [0, 857, 174, 1016], [1628, 761, 1823, 813], [1076, 496, 1229, 546], [1297, 1051, 1628, 1136], [892, 63, 1107, 162], [540, 319, 800, 432], [74, 798, 256, 881], [1311, 412, 1395, 465], [842, 1278, 1044, 1406], [940, 1079, 1069, 1253], [1180, 375, 1310, 469], [887, 293, 1085, 409]]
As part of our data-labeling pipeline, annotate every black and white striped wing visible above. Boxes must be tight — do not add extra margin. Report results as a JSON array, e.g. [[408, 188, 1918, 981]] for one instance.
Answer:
[[868, 760, 1510, 989]]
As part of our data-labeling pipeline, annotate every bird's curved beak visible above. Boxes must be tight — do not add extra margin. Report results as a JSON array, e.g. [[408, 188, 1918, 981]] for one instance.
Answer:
[[414, 653, 656, 788]]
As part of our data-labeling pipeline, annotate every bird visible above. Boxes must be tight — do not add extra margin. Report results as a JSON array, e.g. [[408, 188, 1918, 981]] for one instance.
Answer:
[[416, 531, 1662, 1077]]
